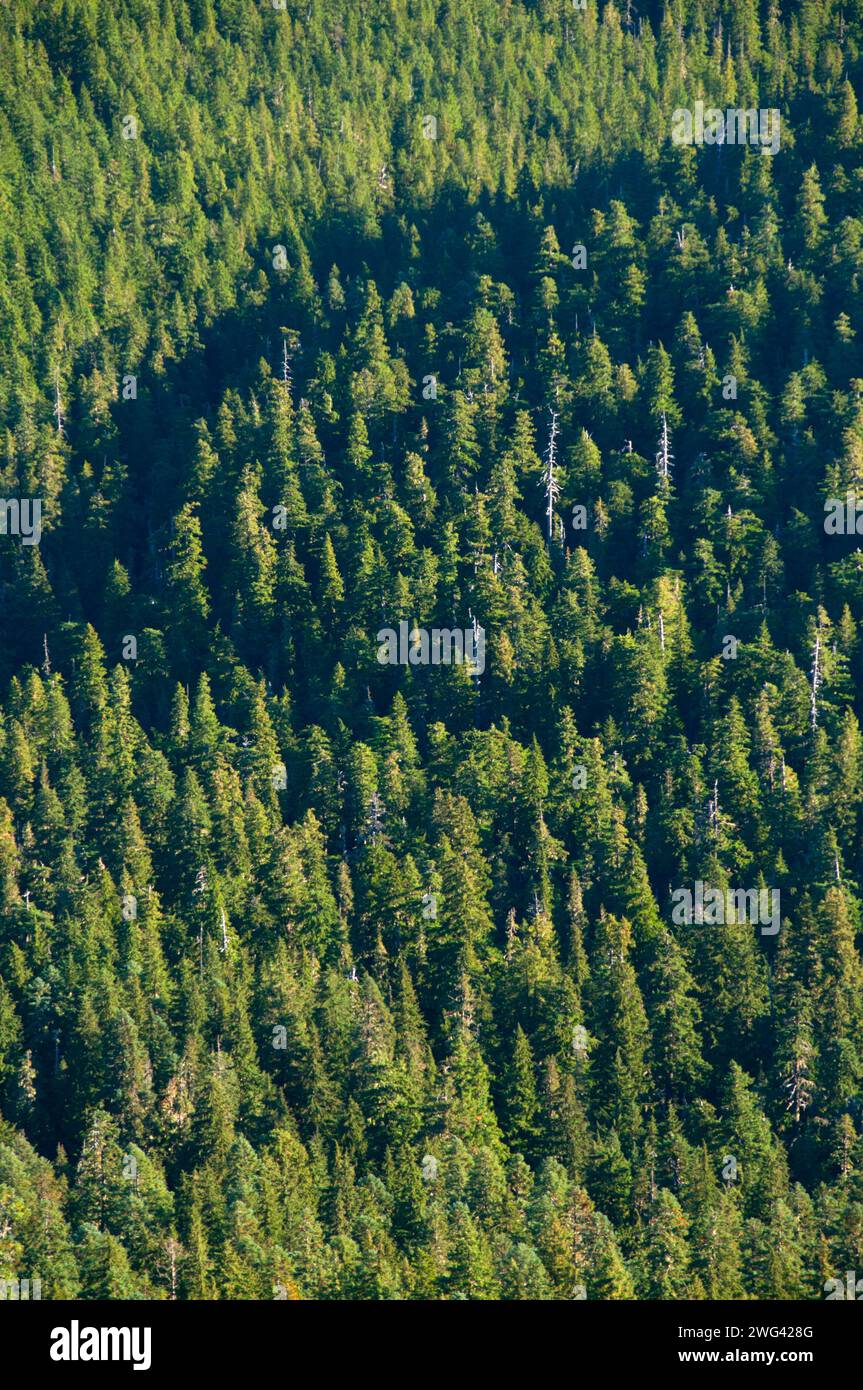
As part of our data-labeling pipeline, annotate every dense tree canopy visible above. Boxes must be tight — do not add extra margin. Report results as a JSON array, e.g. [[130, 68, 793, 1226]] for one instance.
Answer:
[[3, 0, 863, 1300]]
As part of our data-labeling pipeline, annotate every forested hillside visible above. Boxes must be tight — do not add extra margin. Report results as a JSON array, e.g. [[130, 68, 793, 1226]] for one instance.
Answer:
[[3, 0, 863, 1299]]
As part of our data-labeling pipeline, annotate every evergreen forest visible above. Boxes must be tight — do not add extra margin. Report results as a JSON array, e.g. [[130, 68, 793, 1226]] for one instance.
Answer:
[[3, 0, 863, 1301]]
